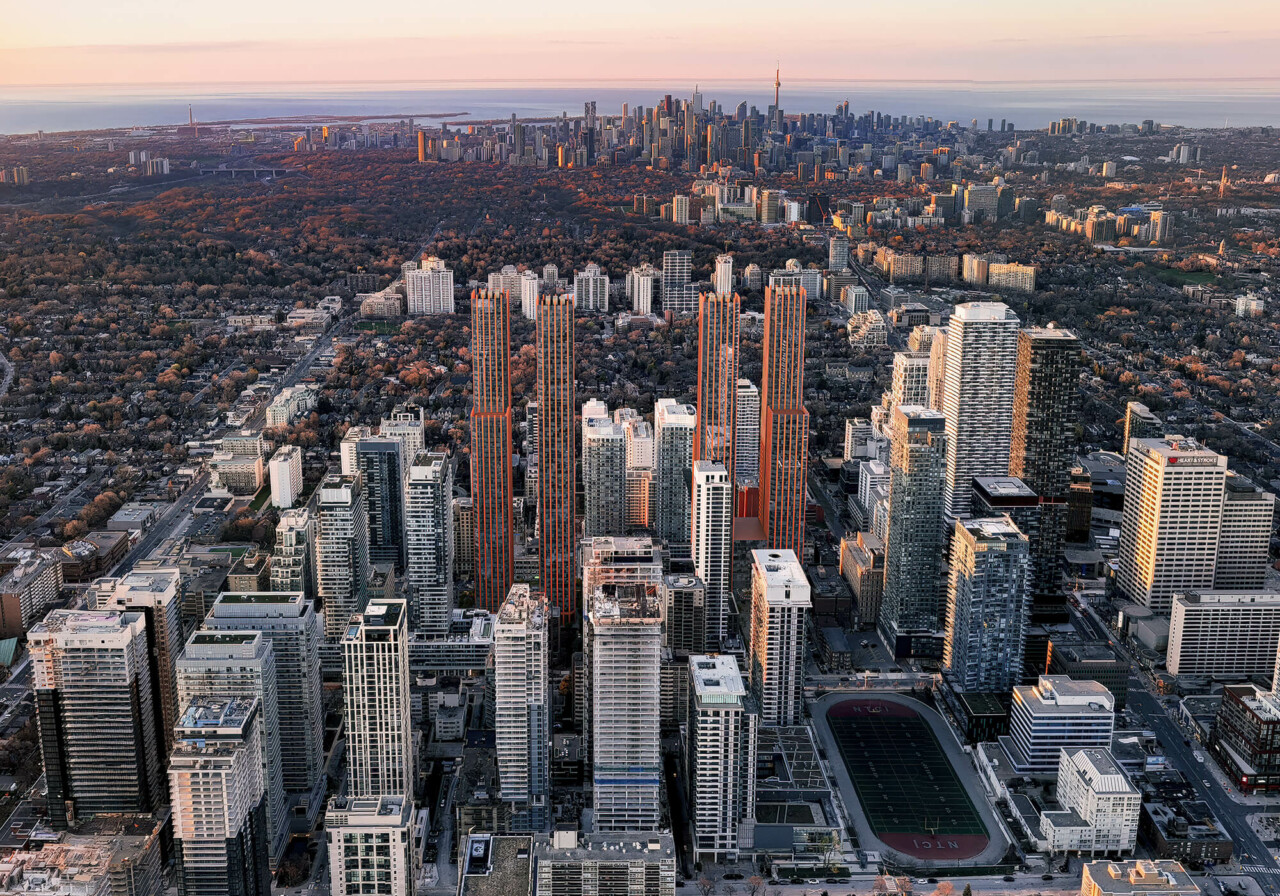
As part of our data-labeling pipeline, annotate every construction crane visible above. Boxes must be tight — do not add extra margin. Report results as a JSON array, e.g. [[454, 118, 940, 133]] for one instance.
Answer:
[[1219, 165, 1229, 198]]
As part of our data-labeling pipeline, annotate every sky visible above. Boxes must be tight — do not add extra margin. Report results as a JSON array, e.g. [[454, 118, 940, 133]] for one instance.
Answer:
[[2, 0, 1280, 86]]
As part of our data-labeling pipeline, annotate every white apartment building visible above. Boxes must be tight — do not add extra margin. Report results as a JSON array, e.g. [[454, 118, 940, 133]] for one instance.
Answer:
[[1004, 675, 1115, 776], [176, 629, 288, 863], [405, 256, 454, 315], [268, 444, 303, 509], [168, 696, 271, 896], [685, 655, 758, 864], [654, 400, 697, 551], [627, 264, 658, 315], [735, 379, 760, 484], [713, 254, 734, 294], [342, 598, 414, 799], [588, 585, 663, 832], [574, 263, 610, 312], [748, 549, 811, 727], [1167, 592, 1280, 677], [1116, 437, 1227, 614], [404, 451, 455, 635], [692, 462, 733, 651], [1043, 748, 1140, 856], [494, 585, 550, 831], [583, 414, 627, 538], [938, 302, 1021, 517], [890, 351, 931, 409], [326, 794, 425, 896], [316, 474, 370, 642]]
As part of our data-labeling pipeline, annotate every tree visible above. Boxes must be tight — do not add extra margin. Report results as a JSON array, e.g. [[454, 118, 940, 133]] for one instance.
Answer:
[[747, 876, 765, 896], [963, 885, 973, 896], [698, 876, 717, 896]]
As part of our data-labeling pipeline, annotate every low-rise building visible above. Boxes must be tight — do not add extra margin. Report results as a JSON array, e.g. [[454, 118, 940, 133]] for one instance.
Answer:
[[1139, 799, 1233, 865], [1080, 860, 1199, 896]]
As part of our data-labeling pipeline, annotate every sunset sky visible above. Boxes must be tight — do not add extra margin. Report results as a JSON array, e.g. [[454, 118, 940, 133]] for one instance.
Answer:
[[3, 0, 1280, 86]]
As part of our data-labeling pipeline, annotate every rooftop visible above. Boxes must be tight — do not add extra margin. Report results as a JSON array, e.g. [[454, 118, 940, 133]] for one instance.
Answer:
[[458, 834, 533, 896], [690, 654, 746, 700]]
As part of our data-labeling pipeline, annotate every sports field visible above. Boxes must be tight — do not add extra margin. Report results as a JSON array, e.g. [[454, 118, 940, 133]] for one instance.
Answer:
[[826, 697, 990, 860]]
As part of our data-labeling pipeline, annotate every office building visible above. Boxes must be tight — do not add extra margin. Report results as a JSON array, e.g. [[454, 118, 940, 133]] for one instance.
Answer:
[[735, 379, 760, 484], [582, 412, 626, 539], [169, 696, 272, 896], [574, 262, 609, 312], [1167, 592, 1280, 677], [654, 399, 697, 552], [271, 508, 316, 599], [1080, 860, 1199, 896], [1004, 675, 1116, 776], [471, 289, 514, 611], [405, 450, 455, 634], [268, 445, 303, 510], [537, 294, 576, 614], [327, 795, 423, 896], [1123, 402, 1163, 449], [205, 592, 325, 811], [748, 549, 810, 727], [343, 598, 414, 799], [1010, 326, 1081, 618], [406, 256, 455, 315], [30, 610, 166, 829], [588, 585, 663, 832], [355, 437, 406, 570], [176, 629, 288, 864], [943, 517, 1030, 694], [692, 462, 733, 649], [713, 254, 734, 294], [494, 585, 550, 831], [878, 406, 948, 657], [939, 302, 1021, 518], [758, 286, 809, 556], [94, 569, 184, 757], [1216, 473, 1276, 590], [685, 655, 758, 864], [1116, 437, 1227, 614], [696, 292, 740, 479], [316, 474, 371, 642], [1044, 748, 1139, 856], [662, 249, 694, 315]]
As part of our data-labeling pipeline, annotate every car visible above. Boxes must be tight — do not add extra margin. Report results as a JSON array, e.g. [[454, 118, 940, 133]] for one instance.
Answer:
[[928, 879, 939, 884], [724, 874, 743, 881], [828, 880, 840, 884], [1043, 874, 1055, 881], [1004, 876, 1016, 883], [1203, 779, 1213, 788]]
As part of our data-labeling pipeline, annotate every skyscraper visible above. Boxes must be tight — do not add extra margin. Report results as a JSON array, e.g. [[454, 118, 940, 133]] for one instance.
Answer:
[[735, 378, 760, 485], [582, 411, 626, 538], [878, 406, 948, 658], [1117, 437, 1227, 613], [316, 474, 370, 643], [662, 249, 694, 315], [494, 584, 550, 832], [355, 437, 406, 570], [1122, 401, 1163, 450], [662, 574, 707, 656], [1009, 326, 1081, 620], [587, 585, 663, 832], [169, 696, 272, 896], [758, 286, 809, 556], [695, 291, 740, 480], [889, 351, 931, 409], [471, 289, 514, 611], [943, 517, 1031, 693], [271, 508, 316, 599], [1216, 473, 1277, 590], [686, 654, 758, 864], [713, 254, 734, 295], [939, 302, 1020, 518], [654, 399, 697, 552], [692, 461, 733, 650], [204, 592, 325, 814], [573, 262, 609, 312], [343, 597, 414, 800], [405, 255, 454, 315], [95, 569, 184, 758], [536, 294, 576, 615], [748, 549, 810, 727], [404, 450, 455, 634], [31, 610, 166, 830], [176, 630, 288, 864]]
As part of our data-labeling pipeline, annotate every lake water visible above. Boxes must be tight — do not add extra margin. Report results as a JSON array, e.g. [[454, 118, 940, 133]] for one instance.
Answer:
[[2, 79, 1278, 135]]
